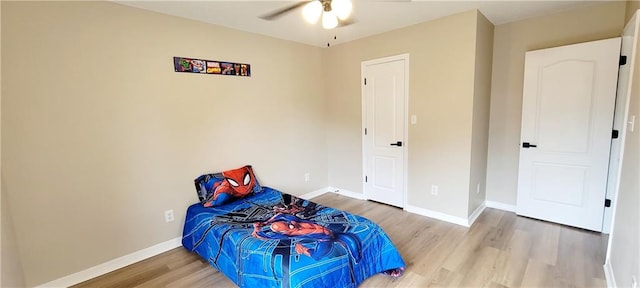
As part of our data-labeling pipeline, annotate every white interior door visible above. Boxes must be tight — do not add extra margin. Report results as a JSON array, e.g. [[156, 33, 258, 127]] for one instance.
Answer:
[[362, 54, 408, 208], [516, 38, 621, 232]]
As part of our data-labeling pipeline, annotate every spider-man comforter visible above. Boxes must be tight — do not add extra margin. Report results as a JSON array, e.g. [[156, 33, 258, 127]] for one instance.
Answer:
[[182, 187, 405, 288]]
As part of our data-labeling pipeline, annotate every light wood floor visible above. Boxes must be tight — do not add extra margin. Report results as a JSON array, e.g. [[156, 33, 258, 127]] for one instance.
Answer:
[[73, 193, 608, 287]]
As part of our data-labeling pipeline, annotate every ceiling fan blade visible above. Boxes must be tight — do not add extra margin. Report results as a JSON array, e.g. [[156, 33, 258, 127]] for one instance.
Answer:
[[259, 1, 311, 21]]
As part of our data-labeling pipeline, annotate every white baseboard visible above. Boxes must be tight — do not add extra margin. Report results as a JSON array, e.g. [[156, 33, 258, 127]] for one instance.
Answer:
[[36, 237, 182, 288], [404, 204, 470, 227], [468, 202, 486, 226], [327, 186, 367, 200], [36, 187, 344, 287], [327, 187, 486, 227], [298, 187, 330, 200], [603, 260, 617, 288], [39, 189, 500, 287], [485, 200, 517, 212]]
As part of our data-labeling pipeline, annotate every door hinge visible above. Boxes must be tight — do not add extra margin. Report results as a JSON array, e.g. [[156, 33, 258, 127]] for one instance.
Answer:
[[620, 55, 627, 66], [364, 128, 367, 135], [365, 176, 368, 183], [605, 198, 612, 207], [612, 129, 619, 139], [364, 78, 367, 85]]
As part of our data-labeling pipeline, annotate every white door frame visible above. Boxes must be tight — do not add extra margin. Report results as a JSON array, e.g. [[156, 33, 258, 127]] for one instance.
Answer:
[[602, 13, 639, 234], [605, 10, 639, 263], [361, 53, 410, 208]]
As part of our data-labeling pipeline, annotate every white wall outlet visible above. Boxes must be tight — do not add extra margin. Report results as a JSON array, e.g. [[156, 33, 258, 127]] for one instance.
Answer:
[[411, 115, 417, 124], [476, 183, 480, 194], [304, 173, 310, 182], [164, 209, 174, 223], [431, 185, 438, 196]]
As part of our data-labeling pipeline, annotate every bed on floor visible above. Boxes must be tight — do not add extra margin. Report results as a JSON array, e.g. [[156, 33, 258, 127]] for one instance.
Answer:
[[181, 165, 405, 288]]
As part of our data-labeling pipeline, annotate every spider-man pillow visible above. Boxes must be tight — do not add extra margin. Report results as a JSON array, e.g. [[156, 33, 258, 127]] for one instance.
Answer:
[[194, 165, 262, 207]]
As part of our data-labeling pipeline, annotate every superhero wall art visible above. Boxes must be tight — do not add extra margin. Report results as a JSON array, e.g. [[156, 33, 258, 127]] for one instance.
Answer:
[[173, 56, 250, 77], [182, 187, 406, 288]]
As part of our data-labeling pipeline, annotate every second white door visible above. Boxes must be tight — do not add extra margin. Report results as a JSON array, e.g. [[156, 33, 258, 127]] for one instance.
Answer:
[[362, 54, 408, 208], [516, 38, 621, 232]]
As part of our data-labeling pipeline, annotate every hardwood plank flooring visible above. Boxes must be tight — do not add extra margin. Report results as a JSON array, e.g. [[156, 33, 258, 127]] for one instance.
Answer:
[[73, 193, 607, 287]]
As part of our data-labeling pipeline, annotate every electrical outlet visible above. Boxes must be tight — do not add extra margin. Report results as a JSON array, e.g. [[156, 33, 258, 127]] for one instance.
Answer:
[[304, 173, 310, 182], [629, 115, 636, 132], [164, 210, 174, 223], [476, 183, 480, 194], [411, 115, 417, 124], [431, 185, 438, 196]]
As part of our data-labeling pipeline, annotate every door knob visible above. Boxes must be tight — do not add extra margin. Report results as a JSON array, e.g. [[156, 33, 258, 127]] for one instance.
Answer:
[[522, 142, 537, 148], [390, 141, 403, 147]]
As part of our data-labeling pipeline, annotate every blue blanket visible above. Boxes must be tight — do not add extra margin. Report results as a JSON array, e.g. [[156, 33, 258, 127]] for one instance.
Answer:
[[182, 187, 405, 288]]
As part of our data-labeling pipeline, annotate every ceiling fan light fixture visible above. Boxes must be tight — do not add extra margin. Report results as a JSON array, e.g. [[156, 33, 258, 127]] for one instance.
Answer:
[[321, 10, 338, 29], [302, 1, 322, 24], [332, 0, 352, 20]]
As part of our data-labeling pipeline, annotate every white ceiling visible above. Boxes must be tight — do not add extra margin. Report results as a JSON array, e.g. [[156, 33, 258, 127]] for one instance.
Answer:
[[116, 0, 615, 47]]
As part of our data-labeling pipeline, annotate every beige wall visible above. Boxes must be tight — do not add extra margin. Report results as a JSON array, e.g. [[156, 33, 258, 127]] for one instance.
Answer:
[[325, 10, 487, 219], [2, 1, 327, 286], [609, 9, 639, 288], [3, 1, 634, 286], [1, 34, 28, 285], [468, 13, 494, 216], [486, 2, 626, 205], [1, 188, 26, 288], [1, 1, 27, 286], [628, 1, 640, 22]]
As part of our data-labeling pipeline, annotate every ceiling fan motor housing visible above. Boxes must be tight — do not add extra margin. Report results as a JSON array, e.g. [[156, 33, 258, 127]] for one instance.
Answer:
[[322, 0, 333, 12]]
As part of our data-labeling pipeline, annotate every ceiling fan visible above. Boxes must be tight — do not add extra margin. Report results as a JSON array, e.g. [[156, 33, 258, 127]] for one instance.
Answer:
[[260, 0, 354, 30]]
